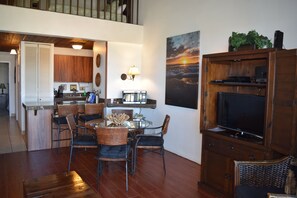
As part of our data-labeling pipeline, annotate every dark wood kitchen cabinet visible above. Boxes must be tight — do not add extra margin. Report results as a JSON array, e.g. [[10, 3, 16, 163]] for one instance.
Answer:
[[199, 49, 297, 197], [54, 55, 93, 82]]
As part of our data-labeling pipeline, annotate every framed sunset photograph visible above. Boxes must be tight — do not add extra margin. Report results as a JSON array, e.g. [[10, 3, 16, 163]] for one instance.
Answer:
[[165, 31, 200, 109]]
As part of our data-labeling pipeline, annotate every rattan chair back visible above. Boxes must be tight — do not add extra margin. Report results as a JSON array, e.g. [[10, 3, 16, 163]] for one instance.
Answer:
[[234, 156, 293, 188], [162, 115, 170, 135], [84, 103, 104, 116], [57, 104, 78, 117], [66, 114, 76, 134], [96, 127, 128, 146]]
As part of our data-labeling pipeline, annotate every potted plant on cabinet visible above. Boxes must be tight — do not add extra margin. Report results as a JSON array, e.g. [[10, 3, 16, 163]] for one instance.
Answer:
[[229, 30, 272, 51]]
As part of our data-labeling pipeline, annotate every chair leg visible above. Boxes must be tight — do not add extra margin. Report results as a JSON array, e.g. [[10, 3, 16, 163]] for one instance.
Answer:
[[99, 161, 103, 176], [96, 160, 100, 189], [130, 149, 134, 175], [133, 147, 138, 174], [126, 160, 128, 191], [68, 145, 73, 173], [51, 121, 55, 149], [57, 125, 61, 150], [161, 147, 166, 175]]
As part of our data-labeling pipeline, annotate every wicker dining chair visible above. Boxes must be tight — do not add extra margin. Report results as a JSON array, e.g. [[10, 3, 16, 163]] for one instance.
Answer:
[[79, 103, 104, 124], [234, 156, 294, 198], [96, 127, 133, 191], [78, 103, 104, 133], [133, 114, 170, 175], [66, 114, 97, 173], [51, 104, 78, 149]]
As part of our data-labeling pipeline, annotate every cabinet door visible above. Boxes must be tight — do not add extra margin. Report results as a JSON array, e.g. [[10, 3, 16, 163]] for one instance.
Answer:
[[24, 43, 38, 100], [82, 56, 93, 82], [38, 44, 53, 101], [54, 55, 92, 82], [271, 49, 297, 155], [201, 149, 233, 196], [54, 55, 74, 82], [73, 56, 93, 82]]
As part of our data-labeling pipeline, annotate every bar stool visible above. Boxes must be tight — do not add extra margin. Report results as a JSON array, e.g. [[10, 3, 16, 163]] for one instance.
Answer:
[[78, 103, 104, 129], [51, 104, 78, 149]]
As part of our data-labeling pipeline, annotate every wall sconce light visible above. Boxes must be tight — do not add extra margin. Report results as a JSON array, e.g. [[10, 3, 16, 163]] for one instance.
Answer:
[[0, 83, 6, 94], [10, 49, 17, 55], [72, 44, 83, 50], [121, 65, 140, 81]]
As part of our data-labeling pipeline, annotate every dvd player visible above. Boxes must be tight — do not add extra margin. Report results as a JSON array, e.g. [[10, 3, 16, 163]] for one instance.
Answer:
[[223, 76, 251, 83]]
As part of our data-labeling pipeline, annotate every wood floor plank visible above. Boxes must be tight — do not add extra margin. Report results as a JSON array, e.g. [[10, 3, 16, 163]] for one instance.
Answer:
[[0, 147, 216, 198]]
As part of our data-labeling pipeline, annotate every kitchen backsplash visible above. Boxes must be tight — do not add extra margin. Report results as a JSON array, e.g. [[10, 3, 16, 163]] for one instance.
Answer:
[[54, 82, 93, 93]]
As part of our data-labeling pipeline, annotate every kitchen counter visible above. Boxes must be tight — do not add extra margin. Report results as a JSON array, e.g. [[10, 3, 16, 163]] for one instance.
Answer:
[[22, 100, 86, 151], [22, 101, 55, 111], [54, 95, 87, 103], [22, 101, 54, 151], [107, 99, 157, 109], [22, 100, 87, 111]]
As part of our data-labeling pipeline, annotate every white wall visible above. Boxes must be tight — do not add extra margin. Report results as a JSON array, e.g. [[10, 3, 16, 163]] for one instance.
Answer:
[[106, 42, 143, 99], [0, 5, 143, 44], [138, 0, 297, 164], [0, 52, 16, 116], [93, 41, 107, 99]]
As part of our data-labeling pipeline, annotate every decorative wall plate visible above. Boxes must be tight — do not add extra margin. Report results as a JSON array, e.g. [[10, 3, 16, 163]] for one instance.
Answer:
[[95, 73, 101, 87], [96, 54, 101, 68]]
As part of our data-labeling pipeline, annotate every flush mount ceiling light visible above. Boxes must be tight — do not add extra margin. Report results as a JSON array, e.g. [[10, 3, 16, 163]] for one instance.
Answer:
[[10, 49, 17, 55], [72, 44, 83, 50]]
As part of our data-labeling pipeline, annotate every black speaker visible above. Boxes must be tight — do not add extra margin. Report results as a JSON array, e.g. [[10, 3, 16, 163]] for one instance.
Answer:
[[274, 30, 283, 49], [255, 66, 267, 83]]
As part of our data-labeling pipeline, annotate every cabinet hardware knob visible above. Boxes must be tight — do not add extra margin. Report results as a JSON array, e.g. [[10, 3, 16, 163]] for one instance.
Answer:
[[208, 143, 214, 147], [224, 174, 231, 180], [249, 155, 255, 160]]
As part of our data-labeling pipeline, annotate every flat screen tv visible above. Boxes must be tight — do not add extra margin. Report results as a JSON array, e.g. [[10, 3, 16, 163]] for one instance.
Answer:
[[217, 92, 265, 139]]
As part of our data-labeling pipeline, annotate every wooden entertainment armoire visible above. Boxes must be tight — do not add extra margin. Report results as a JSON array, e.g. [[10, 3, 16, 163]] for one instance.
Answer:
[[199, 49, 297, 197]]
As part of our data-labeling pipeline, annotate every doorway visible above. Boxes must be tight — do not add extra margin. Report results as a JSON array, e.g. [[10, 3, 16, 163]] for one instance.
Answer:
[[0, 62, 26, 153], [0, 62, 9, 116]]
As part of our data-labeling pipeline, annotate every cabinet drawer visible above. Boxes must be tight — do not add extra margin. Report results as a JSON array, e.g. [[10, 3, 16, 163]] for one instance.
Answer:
[[203, 135, 266, 161]]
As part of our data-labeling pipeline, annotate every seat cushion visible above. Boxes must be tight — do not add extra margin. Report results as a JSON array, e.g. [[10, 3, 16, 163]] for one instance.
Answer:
[[137, 136, 163, 147], [79, 114, 102, 122], [53, 116, 67, 124], [99, 144, 130, 159], [235, 185, 284, 198], [73, 135, 97, 146]]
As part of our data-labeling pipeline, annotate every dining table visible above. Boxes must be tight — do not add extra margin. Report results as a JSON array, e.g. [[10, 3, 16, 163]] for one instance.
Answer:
[[85, 119, 154, 138], [86, 119, 152, 129]]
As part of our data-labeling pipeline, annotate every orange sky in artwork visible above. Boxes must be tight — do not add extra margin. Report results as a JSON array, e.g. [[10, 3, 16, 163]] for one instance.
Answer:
[[167, 55, 198, 66]]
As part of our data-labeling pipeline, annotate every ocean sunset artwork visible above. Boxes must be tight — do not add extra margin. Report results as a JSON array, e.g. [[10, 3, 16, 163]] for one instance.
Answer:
[[165, 31, 200, 109]]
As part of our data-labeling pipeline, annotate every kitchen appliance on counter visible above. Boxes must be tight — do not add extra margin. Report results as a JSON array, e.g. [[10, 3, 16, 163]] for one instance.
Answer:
[[122, 90, 147, 104], [55, 85, 64, 98]]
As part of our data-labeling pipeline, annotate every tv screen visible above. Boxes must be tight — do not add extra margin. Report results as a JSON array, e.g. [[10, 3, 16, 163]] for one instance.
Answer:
[[217, 92, 265, 139]]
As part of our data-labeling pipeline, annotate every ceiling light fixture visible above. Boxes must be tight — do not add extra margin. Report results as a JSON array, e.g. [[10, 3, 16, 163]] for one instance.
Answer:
[[10, 49, 17, 55], [72, 44, 83, 50]]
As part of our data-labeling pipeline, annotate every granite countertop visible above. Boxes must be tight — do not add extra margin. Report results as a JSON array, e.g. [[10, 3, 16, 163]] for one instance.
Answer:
[[22, 100, 87, 110], [22, 101, 55, 110]]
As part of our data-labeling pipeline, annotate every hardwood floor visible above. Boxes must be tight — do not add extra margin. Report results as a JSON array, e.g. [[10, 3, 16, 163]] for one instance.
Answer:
[[0, 147, 217, 198]]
